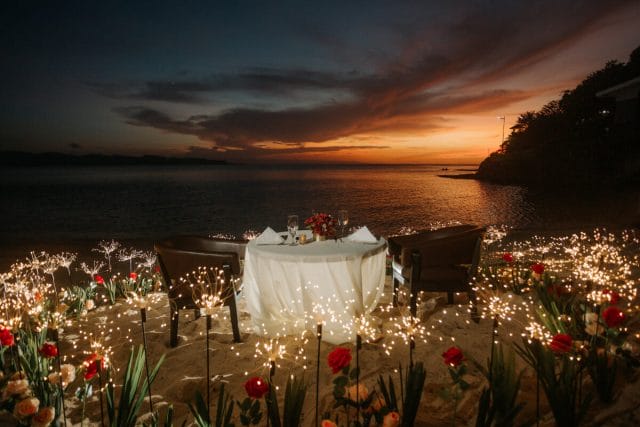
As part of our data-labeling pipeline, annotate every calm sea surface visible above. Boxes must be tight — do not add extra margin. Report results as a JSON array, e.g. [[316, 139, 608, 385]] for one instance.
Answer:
[[0, 164, 537, 245]]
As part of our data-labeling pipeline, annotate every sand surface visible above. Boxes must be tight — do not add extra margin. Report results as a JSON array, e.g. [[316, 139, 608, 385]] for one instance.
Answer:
[[48, 277, 640, 426]]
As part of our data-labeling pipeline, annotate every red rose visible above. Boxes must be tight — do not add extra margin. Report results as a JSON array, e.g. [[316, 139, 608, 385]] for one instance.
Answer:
[[129, 272, 138, 280], [244, 376, 269, 399], [442, 346, 464, 367], [0, 327, 14, 347], [530, 263, 545, 275], [39, 342, 59, 358], [327, 347, 352, 374], [549, 333, 572, 354], [95, 275, 105, 285], [84, 353, 104, 380], [602, 289, 620, 305], [502, 253, 514, 263], [603, 306, 625, 328]]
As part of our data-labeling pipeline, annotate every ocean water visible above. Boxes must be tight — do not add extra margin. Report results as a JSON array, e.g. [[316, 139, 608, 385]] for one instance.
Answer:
[[0, 164, 535, 245]]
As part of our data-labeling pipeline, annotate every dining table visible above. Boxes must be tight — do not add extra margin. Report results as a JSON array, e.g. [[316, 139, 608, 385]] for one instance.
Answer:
[[243, 230, 387, 344]]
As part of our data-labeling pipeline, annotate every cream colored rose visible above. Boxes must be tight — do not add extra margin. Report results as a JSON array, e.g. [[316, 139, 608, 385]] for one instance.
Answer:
[[585, 312, 600, 336], [346, 384, 369, 402], [13, 397, 39, 419], [60, 363, 76, 387], [85, 299, 95, 311], [31, 406, 55, 427], [382, 411, 401, 427], [4, 379, 30, 397], [48, 363, 76, 388]]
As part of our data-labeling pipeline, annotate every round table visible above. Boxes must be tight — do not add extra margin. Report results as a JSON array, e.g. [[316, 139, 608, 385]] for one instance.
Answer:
[[243, 230, 387, 344]]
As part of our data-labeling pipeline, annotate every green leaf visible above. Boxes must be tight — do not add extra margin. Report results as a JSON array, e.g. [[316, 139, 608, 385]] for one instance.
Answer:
[[333, 375, 348, 387]]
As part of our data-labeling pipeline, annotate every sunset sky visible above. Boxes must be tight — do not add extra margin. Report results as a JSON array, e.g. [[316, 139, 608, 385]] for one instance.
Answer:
[[1, 1, 639, 164]]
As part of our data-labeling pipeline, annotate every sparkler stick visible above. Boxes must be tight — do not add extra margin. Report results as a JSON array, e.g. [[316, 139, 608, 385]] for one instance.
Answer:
[[206, 313, 212, 412], [51, 328, 68, 427], [488, 316, 498, 384], [316, 322, 322, 427], [267, 360, 276, 427], [97, 362, 105, 427], [315, 322, 322, 427], [356, 333, 362, 424], [140, 307, 154, 414]]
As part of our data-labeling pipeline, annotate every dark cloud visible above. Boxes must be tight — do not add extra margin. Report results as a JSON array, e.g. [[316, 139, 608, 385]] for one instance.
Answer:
[[105, 0, 634, 159]]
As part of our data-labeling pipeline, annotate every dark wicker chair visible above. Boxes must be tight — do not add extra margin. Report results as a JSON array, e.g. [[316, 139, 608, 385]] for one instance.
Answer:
[[155, 236, 247, 347], [388, 225, 485, 315]]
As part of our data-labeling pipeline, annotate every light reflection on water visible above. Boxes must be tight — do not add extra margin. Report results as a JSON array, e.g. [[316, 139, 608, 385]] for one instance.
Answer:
[[1, 164, 535, 241]]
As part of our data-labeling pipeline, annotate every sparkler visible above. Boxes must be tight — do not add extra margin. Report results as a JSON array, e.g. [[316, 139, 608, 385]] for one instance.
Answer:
[[93, 240, 121, 271], [184, 265, 229, 412], [128, 292, 154, 414]]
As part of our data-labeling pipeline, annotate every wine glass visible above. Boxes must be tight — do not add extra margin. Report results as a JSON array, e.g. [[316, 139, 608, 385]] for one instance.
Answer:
[[287, 215, 298, 245], [338, 210, 349, 240]]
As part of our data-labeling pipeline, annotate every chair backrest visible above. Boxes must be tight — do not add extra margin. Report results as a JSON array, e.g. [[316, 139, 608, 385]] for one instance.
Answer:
[[388, 224, 479, 266], [155, 236, 241, 307], [416, 227, 485, 269]]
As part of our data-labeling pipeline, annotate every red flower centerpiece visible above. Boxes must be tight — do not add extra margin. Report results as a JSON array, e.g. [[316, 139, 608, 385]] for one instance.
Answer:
[[327, 347, 352, 374], [304, 213, 338, 240]]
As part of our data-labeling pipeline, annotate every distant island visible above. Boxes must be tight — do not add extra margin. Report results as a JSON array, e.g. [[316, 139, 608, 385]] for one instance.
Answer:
[[475, 45, 640, 188], [0, 151, 229, 167]]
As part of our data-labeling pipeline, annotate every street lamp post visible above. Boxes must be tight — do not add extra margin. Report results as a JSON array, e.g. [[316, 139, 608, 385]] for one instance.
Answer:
[[497, 116, 505, 145]]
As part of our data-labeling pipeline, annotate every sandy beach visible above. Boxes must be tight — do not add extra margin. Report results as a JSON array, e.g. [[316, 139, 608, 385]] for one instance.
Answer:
[[49, 268, 640, 426]]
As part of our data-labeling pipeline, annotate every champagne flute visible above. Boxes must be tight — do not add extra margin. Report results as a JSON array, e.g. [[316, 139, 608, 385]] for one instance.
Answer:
[[287, 215, 299, 245], [338, 209, 349, 241]]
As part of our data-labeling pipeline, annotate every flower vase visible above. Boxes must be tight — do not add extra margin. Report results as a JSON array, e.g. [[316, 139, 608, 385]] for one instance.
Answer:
[[314, 233, 326, 242]]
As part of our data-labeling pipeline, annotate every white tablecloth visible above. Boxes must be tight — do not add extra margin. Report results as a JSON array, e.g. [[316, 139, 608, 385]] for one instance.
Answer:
[[243, 230, 387, 344]]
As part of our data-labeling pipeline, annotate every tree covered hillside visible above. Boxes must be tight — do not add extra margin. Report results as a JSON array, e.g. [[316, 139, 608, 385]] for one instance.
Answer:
[[476, 45, 640, 187]]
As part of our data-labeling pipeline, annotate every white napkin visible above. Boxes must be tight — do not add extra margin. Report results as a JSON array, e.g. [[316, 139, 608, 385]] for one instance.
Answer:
[[255, 227, 284, 244], [347, 226, 378, 243]]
